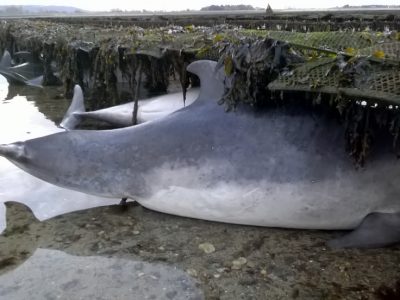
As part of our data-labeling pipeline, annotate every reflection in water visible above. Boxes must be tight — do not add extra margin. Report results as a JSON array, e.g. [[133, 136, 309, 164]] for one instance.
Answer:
[[0, 75, 117, 233], [0, 248, 203, 300]]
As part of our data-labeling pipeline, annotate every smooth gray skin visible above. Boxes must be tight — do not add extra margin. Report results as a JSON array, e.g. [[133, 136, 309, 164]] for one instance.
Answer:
[[1, 60, 400, 248], [60, 85, 200, 130], [0, 56, 44, 88], [0, 50, 12, 69], [0, 63, 43, 86]]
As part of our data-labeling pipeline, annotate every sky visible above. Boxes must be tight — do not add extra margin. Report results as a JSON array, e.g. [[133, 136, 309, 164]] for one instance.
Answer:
[[0, 0, 399, 12]]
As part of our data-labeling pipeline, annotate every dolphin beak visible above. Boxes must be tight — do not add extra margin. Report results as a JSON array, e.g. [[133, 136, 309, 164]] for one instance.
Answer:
[[0, 142, 26, 161]]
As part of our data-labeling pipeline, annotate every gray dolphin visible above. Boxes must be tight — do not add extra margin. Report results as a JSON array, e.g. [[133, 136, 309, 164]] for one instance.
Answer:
[[0, 50, 44, 87], [0, 50, 12, 69], [0, 61, 44, 88], [1, 60, 400, 248], [60, 85, 200, 130]]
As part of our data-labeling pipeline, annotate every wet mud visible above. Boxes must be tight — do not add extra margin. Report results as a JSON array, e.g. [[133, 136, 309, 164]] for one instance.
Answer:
[[1, 202, 399, 299]]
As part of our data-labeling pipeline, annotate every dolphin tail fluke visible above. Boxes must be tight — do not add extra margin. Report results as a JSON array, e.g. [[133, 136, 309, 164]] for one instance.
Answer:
[[186, 60, 225, 103], [59, 84, 85, 130], [0, 50, 12, 69], [4, 201, 40, 233], [26, 75, 44, 88], [327, 212, 400, 248]]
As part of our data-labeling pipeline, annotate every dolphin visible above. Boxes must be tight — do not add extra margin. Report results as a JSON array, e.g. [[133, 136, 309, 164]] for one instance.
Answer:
[[0, 60, 399, 248], [0, 50, 12, 69], [60, 85, 200, 130], [0, 62, 44, 88]]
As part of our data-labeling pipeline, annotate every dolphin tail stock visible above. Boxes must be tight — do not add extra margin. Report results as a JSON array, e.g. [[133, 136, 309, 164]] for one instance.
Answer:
[[327, 212, 400, 249], [186, 60, 225, 103], [59, 84, 86, 130], [0, 50, 12, 69], [3, 201, 40, 234]]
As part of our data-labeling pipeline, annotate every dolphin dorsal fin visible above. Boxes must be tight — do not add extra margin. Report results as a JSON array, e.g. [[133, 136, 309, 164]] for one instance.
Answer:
[[60, 85, 85, 130], [4, 201, 39, 232], [0, 50, 12, 68], [186, 60, 225, 103]]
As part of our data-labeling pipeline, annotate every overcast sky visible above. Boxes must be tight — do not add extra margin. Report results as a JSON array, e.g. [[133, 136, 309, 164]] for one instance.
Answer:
[[2, 0, 399, 11]]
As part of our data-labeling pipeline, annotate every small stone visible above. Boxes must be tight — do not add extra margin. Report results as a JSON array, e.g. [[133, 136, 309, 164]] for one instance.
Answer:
[[97, 231, 105, 236], [132, 230, 140, 235], [198, 243, 215, 254], [158, 246, 165, 251], [231, 257, 247, 270], [213, 274, 221, 279], [186, 268, 198, 277]]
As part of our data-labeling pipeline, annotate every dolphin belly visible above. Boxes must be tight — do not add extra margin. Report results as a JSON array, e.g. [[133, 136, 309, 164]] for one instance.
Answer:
[[136, 159, 400, 230]]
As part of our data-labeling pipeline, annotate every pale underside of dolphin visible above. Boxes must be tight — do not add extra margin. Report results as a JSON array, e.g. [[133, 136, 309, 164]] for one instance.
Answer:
[[60, 85, 200, 130], [1, 60, 400, 248]]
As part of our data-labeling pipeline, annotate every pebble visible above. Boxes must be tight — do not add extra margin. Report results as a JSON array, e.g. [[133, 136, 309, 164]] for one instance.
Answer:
[[132, 230, 140, 235], [198, 243, 215, 254]]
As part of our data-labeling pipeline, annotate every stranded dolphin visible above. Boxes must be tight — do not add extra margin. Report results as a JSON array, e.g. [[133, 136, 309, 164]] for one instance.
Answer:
[[0, 60, 400, 248], [0, 50, 12, 68], [60, 85, 200, 130], [0, 62, 44, 88]]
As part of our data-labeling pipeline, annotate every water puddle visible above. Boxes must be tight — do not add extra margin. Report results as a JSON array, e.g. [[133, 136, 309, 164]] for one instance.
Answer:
[[0, 76, 117, 232], [0, 248, 203, 299]]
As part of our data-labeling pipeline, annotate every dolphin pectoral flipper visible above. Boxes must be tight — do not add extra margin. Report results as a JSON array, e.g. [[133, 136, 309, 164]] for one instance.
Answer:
[[327, 212, 400, 249], [59, 85, 86, 130]]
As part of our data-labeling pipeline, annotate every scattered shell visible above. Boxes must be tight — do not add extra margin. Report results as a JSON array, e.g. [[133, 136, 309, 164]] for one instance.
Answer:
[[260, 269, 267, 276], [186, 268, 198, 277], [198, 243, 215, 254], [231, 257, 247, 270], [132, 230, 140, 235], [216, 268, 227, 273], [213, 274, 221, 279]]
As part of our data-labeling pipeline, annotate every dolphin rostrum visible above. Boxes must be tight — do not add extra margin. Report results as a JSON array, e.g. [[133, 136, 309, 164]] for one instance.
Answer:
[[60, 85, 199, 130], [1, 60, 400, 248]]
